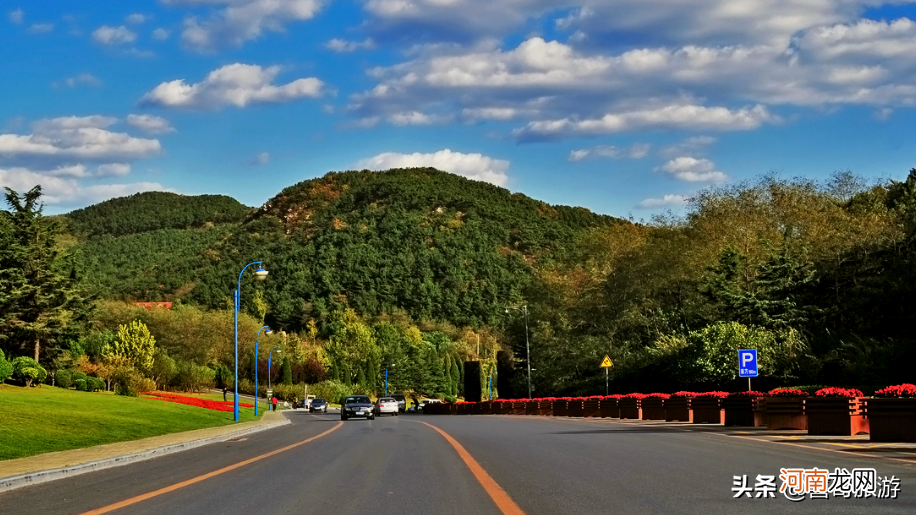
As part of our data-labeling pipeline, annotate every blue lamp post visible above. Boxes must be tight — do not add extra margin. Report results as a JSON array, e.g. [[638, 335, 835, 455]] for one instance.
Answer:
[[254, 326, 272, 416], [384, 364, 394, 396], [268, 345, 281, 390], [234, 262, 268, 421]]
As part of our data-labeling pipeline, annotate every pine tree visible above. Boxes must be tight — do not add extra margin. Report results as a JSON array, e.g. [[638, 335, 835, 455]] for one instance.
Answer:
[[281, 356, 292, 385]]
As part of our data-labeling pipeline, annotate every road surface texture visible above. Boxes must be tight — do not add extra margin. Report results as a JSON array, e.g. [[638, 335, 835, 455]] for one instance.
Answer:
[[1, 411, 913, 515]]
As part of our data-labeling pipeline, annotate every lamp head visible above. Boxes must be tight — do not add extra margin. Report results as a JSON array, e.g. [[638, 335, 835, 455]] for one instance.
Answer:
[[504, 308, 509, 313], [265, 328, 273, 336], [254, 266, 269, 281]]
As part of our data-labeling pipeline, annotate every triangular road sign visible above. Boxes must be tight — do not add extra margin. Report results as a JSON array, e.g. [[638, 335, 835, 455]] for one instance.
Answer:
[[600, 355, 614, 368]]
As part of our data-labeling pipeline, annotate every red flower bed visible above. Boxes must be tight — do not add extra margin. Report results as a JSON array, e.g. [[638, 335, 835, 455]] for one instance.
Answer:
[[768, 388, 808, 397], [728, 390, 764, 397], [814, 387, 864, 397], [646, 393, 671, 399], [875, 383, 916, 398], [624, 393, 646, 399], [142, 392, 254, 411], [697, 391, 729, 398], [671, 391, 697, 398]]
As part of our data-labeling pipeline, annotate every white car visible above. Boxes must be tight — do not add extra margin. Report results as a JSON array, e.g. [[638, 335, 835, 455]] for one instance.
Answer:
[[375, 397, 399, 416], [418, 398, 443, 411]]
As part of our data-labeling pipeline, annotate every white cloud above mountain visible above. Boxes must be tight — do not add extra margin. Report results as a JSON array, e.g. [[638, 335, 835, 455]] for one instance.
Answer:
[[140, 64, 324, 109], [357, 149, 509, 186], [657, 157, 728, 183]]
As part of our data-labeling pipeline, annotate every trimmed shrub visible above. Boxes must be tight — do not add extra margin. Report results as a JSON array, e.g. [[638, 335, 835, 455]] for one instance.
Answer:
[[309, 380, 352, 404], [90, 377, 105, 392], [113, 366, 155, 397], [74, 379, 87, 392], [173, 361, 216, 393], [56, 369, 73, 388], [0, 350, 13, 384], [11, 356, 48, 387], [72, 370, 88, 384]]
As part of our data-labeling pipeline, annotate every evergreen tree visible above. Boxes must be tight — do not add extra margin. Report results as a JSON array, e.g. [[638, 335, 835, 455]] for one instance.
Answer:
[[281, 356, 292, 385]]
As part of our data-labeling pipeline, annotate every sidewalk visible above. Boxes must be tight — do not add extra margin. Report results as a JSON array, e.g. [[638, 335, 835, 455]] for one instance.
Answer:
[[0, 410, 289, 492]]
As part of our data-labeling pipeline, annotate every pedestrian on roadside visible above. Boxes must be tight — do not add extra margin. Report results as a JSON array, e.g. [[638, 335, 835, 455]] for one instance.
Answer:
[[272, 396, 278, 411], [222, 387, 228, 402]]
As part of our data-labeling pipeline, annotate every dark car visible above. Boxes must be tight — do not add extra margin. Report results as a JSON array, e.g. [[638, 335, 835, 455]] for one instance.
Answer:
[[309, 398, 328, 413], [341, 395, 375, 421], [390, 393, 407, 413]]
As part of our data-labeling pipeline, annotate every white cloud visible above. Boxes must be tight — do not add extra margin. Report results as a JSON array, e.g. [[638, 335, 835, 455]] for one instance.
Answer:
[[555, 7, 592, 30], [568, 143, 651, 161], [251, 152, 270, 165], [126, 114, 175, 134], [637, 194, 688, 209], [126, 14, 146, 24], [657, 157, 727, 182], [661, 136, 717, 157], [93, 25, 137, 45], [152, 27, 170, 40], [96, 163, 132, 176], [0, 116, 160, 162], [461, 107, 519, 121], [9, 8, 23, 24], [62, 73, 102, 88], [164, 0, 325, 52], [387, 111, 449, 125], [515, 104, 778, 140], [28, 23, 53, 34], [357, 149, 509, 186], [140, 63, 324, 110], [326, 38, 375, 52], [0, 167, 167, 206]]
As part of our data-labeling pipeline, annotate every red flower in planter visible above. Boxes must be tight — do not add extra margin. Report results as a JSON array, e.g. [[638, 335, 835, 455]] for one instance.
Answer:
[[814, 387, 865, 397], [768, 388, 809, 397], [874, 383, 916, 398], [624, 393, 646, 399], [728, 391, 764, 398], [671, 391, 697, 398], [697, 391, 729, 398], [646, 393, 671, 399], [603, 394, 623, 399]]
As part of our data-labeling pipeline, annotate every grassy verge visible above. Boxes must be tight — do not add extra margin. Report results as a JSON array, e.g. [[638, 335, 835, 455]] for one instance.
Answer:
[[0, 386, 261, 461]]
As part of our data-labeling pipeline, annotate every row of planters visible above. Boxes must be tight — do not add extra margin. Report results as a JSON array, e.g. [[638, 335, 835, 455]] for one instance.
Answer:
[[424, 383, 916, 442]]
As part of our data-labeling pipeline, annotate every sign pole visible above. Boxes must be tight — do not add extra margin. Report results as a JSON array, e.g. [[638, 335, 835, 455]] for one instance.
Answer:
[[605, 367, 609, 396], [748, 377, 751, 392]]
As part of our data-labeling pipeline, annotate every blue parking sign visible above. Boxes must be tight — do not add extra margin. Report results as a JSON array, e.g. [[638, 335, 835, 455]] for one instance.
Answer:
[[738, 349, 758, 377]]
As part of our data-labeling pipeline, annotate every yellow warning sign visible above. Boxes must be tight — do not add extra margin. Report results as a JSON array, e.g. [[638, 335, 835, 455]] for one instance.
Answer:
[[600, 355, 614, 368]]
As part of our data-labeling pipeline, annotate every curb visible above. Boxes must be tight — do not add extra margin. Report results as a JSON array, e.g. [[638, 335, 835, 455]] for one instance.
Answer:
[[0, 416, 291, 493]]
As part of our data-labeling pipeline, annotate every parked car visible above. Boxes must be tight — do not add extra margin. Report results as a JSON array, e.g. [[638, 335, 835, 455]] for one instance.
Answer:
[[375, 397, 399, 416], [390, 393, 407, 413], [341, 395, 375, 421], [309, 398, 328, 413], [418, 398, 443, 411]]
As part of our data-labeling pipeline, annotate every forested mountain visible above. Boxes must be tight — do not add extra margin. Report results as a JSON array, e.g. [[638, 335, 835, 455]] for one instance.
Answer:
[[65, 169, 623, 332]]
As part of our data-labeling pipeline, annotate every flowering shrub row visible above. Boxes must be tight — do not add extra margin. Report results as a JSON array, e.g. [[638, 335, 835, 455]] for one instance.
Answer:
[[142, 391, 255, 411], [814, 387, 864, 397], [875, 383, 916, 398], [448, 384, 913, 405]]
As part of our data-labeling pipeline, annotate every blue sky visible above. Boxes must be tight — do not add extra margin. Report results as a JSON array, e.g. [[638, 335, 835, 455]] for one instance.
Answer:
[[2, 1, 915, 218]]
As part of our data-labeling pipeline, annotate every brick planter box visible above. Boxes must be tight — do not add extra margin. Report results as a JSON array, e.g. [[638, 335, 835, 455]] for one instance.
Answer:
[[493, 401, 510, 414], [641, 398, 666, 420], [509, 401, 526, 415], [723, 396, 766, 426], [619, 398, 642, 419], [664, 397, 694, 422], [554, 400, 569, 417], [583, 399, 601, 418], [479, 401, 493, 415], [865, 398, 916, 442], [600, 398, 620, 418], [538, 400, 554, 416], [525, 400, 538, 416], [568, 399, 585, 417], [805, 397, 868, 436], [691, 397, 724, 424], [766, 397, 807, 430]]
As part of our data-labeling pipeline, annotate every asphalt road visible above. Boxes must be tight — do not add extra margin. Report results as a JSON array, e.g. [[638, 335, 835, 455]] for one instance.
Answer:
[[1, 412, 914, 515]]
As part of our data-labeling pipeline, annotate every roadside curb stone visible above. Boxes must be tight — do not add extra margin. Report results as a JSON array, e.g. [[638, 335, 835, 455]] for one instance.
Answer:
[[0, 412, 291, 493]]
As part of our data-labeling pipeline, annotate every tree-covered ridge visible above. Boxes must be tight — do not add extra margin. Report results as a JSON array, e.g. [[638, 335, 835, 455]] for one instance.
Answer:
[[64, 191, 250, 239]]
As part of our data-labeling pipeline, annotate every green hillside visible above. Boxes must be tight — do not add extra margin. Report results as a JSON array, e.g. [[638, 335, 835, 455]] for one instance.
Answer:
[[66, 169, 623, 331]]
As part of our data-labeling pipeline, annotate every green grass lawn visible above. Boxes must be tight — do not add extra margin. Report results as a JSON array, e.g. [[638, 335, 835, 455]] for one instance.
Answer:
[[0, 385, 261, 461]]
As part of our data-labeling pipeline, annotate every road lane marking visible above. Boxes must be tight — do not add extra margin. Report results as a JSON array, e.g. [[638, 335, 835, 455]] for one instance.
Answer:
[[719, 433, 916, 465], [79, 421, 343, 515], [417, 421, 526, 515]]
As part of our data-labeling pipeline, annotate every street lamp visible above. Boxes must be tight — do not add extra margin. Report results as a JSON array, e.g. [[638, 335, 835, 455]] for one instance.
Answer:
[[384, 363, 395, 397], [234, 262, 268, 421], [505, 304, 532, 398], [254, 326, 272, 416], [268, 346, 282, 390]]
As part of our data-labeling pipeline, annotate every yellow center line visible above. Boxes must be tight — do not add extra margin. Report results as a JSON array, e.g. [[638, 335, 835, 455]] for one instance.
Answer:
[[79, 421, 344, 515], [416, 421, 526, 515]]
